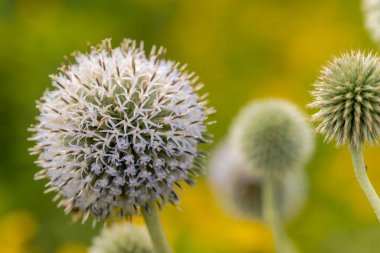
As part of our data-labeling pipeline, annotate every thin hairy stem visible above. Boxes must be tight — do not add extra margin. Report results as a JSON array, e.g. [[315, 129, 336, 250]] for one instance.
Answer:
[[263, 173, 296, 253], [141, 203, 172, 253], [349, 145, 380, 222]]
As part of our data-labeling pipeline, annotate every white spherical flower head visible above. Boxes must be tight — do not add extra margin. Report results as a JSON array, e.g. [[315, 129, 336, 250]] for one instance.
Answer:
[[89, 223, 153, 253], [310, 51, 380, 148], [230, 99, 313, 174], [209, 141, 308, 220], [29, 39, 214, 223], [363, 0, 380, 45]]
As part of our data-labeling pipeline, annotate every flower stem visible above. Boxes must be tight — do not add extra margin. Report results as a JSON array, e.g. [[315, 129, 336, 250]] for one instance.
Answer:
[[263, 172, 296, 253], [141, 203, 172, 253], [349, 145, 380, 222]]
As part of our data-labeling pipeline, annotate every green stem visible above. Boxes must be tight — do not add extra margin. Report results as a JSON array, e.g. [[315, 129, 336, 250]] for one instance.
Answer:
[[263, 172, 296, 253], [141, 203, 172, 253], [349, 145, 380, 222]]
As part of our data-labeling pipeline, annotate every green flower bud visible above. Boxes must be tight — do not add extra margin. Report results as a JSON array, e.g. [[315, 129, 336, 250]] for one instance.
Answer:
[[310, 51, 380, 148], [230, 99, 314, 174], [89, 223, 153, 253]]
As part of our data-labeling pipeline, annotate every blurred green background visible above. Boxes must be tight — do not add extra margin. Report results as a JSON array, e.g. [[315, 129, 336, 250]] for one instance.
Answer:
[[1, 0, 380, 252]]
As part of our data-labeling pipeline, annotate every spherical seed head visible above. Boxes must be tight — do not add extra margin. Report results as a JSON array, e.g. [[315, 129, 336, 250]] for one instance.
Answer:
[[363, 0, 380, 45], [89, 223, 153, 253], [209, 141, 308, 220], [29, 39, 214, 223], [310, 51, 380, 148], [230, 99, 314, 174]]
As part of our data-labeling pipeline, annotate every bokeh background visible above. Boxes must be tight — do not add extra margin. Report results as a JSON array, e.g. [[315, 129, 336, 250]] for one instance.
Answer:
[[0, 0, 380, 252]]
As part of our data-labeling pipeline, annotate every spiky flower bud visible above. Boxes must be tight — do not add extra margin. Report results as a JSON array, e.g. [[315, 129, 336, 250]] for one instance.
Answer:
[[209, 141, 307, 220], [310, 51, 380, 148], [230, 99, 313, 174], [29, 39, 213, 223], [363, 0, 380, 45], [89, 223, 153, 253]]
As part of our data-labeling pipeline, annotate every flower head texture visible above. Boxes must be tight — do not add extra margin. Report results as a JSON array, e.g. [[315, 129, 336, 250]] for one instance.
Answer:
[[230, 99, 313, 174], [89, 223, 153, 253], [310, 51, 380, 148], [29, 39, 214, 223], [209, 141, 308, 220], [363, 0, 380, 45]]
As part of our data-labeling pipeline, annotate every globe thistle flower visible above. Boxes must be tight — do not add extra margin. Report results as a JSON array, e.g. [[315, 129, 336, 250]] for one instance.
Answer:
[[230, 99, 313, 253], [310, 51, 380, 222], [209, 141, 308, 221], [28, 38, 214, 224], [89, 223, 153, 253], [363, 0, 380, 45], [310, 51, 380, 148], [230, 99, 314, 175]]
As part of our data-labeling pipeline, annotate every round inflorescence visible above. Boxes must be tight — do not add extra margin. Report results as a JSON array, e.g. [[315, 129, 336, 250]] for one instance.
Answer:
[[89, 223, 153, 253], [310, 51, 380, 148], [209, 141, 308, 220], [363, 0, 380, 45], [230, 99, 313, 174], [29, 39, 214, 223]]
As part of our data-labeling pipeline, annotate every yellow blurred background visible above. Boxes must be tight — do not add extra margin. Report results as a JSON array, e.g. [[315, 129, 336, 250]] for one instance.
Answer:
[[0, 0, 380, 252]]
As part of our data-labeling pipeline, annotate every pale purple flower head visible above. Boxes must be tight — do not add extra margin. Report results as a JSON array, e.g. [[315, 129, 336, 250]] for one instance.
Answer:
[[29, 39, 214, 223]]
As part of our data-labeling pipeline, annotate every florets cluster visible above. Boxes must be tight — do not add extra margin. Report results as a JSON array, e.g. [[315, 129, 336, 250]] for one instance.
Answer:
[[310, 51, 380, 147], [29, 39, 213, 223], [89, 223, 153, 253], [230, 99, 313, 174]]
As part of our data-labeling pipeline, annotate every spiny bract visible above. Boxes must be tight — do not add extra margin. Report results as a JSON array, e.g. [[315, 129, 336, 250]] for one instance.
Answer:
[[230, 99, 313, 174], [310, 51, 380, 148], [89, 223, 153, 253], [209, 141, 308, 220], [29, 39, 214, 223]]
